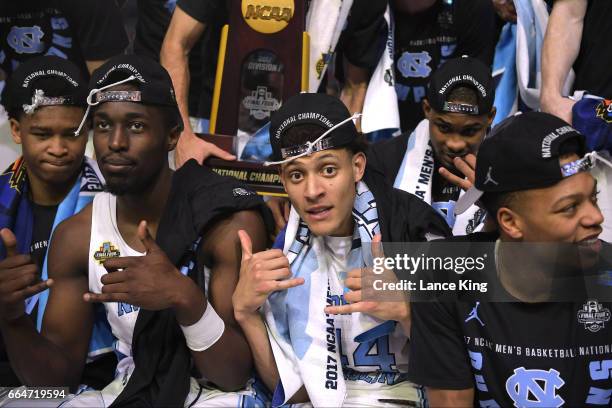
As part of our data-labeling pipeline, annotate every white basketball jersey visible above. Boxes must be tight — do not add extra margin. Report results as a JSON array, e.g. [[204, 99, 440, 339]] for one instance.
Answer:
[[89, 192, 144, 358]]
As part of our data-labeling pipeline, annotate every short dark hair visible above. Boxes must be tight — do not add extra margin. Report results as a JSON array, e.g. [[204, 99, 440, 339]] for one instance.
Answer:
[[480, 190, 521, 225], [280, 123, 367, 156]]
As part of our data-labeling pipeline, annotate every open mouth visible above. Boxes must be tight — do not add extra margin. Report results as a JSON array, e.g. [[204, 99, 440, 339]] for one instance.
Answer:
[[306, 206, 333, 221], [577, 235, 602, 252]]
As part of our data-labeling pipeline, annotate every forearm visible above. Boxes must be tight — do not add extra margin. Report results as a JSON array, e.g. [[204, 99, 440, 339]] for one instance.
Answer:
[[234, 312, 280, 393], [174, 281, 253, 390], [541, 0, 586, 100], [160, 41, 193, 134], [340, 58, 369, 116], [0, 316, 81, 387]]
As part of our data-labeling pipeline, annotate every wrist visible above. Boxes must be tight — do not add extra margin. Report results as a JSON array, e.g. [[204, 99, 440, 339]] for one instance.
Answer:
[[234, 307, 261, 324], [173, 276, 206, 326], [180, 301, 225, 352]]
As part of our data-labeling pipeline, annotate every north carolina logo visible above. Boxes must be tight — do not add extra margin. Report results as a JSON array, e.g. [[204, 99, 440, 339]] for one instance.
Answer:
[[93, 242, 121, 264], [595, 99, 612, 124], [506, 367, 565, 407], [397, 51, 432, 79], [7, 26, 45, 54], [577, 300, 611, 332]]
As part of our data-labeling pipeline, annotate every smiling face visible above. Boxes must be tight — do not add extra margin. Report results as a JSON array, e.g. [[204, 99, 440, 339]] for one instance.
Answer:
[[92, 87, 179, 196], [280, 148, 366, 237], [10, 105, 87, 189], [498, 154, 604, 267]]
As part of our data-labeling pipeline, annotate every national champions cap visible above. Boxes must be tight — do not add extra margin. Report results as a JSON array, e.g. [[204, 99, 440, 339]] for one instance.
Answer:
[[269, 93, 359, 162], [427, 56, 495, 116], [455, 112, 588, 215]]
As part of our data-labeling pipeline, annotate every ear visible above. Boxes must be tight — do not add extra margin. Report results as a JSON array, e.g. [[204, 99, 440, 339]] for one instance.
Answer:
[[422, 99, 433, 120], [497, 207, 524, 240], [167, 125, 181, 151], [9, 118, 22, 145], [487, 107, 497, 127], [352, 151, 366, 183]]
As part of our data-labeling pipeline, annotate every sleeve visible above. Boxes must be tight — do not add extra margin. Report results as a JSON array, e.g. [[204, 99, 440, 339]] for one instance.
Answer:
[[60, 0, 128, 61], [408, 299, 475, 389], [453, 0, 498, 66], [177, 0, 223, 24], [336, 0, 388, 69]]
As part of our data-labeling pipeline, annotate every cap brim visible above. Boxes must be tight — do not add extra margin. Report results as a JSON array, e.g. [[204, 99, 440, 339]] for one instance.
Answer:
[[455, 187, 484, 215]]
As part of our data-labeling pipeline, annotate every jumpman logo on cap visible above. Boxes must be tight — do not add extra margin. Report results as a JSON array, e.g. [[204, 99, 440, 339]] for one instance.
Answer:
[[484, 166, 499, 186], [465, 301, 485, 326]]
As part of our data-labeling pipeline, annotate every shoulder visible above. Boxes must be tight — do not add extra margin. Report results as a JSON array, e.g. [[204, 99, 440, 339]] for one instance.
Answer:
[[53, 203, 92, 243], [48, 203, 93, 278], [202, 209, 267, 256]]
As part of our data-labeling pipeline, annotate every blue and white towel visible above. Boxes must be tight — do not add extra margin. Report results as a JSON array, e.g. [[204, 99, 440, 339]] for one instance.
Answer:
[[361, 5, 400, 135], [515, 0, 574, 110], [394, 120, 486, 235], [492, 23, 518, 126], [264, 182, 399, 407], [307, 0, 353, 93]]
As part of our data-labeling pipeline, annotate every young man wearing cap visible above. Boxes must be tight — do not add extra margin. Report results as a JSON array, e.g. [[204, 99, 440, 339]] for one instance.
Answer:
[[0, 56, 115, 389], [408, 112, 612, 406], [0, 55, 271, 407], [368, 56, 496, 236], [232, 93, 450, 406]]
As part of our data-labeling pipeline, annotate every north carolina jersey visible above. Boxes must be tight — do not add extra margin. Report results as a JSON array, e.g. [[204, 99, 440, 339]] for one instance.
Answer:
[[324, 236, 424, 405], [88, 192, 143, 358], [77, 192, 269, 408]]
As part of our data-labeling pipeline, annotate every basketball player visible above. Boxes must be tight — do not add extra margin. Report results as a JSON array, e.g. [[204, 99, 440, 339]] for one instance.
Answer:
[[0, 55, 270, 407], [232, 93, 450, 406]]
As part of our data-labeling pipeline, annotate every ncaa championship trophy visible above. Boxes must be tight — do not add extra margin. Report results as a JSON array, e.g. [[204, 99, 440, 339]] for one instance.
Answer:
[[199, 0, 309, 195]]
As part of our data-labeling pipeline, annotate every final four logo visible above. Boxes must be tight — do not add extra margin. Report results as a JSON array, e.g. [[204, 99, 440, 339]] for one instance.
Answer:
[[577, 300, 611, 332], [595, 99, 612, 123], [93, 242, 121, 264], [243, 86, 281, 120]]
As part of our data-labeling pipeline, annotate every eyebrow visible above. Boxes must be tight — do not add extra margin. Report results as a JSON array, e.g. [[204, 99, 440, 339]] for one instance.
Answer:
[[553, 180, 598, 206], [29, 126, 53, 132], [93, 111, 147, 120], [316, 153, 339, 161]]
